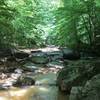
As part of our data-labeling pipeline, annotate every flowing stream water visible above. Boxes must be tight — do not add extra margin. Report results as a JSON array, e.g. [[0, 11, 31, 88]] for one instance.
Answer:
[[0, 47, 69, 100], [0, 72, 69, 100]]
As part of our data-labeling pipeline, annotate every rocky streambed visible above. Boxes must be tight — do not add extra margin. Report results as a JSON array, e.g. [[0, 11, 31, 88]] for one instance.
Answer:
[[0, 47, 68, 100], [0, 47, 100, 100]]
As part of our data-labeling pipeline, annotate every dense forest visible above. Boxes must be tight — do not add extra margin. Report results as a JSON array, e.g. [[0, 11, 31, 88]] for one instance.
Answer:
[[0, 0, 100, 100], [0, 0, 100, 52]]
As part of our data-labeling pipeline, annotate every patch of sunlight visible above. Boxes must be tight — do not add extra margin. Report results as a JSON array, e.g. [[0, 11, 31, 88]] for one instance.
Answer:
[[0, 86, 39, 100], [36, 78, 50, 84], [49, 64, 64, 68], [51, 1, 57, 5], [40, 47, 60, 52], [0, 91, 9, 97], [38, 87, 49, 92], [9, 86, 37, 96], [0, 97, 8, 100], [9, 89, 28, 96]]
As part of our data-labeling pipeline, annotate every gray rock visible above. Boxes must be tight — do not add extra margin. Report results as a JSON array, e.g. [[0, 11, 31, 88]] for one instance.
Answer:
[[61, 48, 80, 60], [2, 81, 13, 87], [14, 68, 23, 74], [30, 52, 49, 64], [57, 60, 100, 93], [47, 61, 64, 69], [23, 62, 38, 72], [69, 87, 82, 100], [80, 74, 100, 100], [0, 85, 7, 90], [46, 51, 63, 61]]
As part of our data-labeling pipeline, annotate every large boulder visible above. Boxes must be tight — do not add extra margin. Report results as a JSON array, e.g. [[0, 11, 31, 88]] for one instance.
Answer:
[[57, 60, 100, 93], [46, 51, 63, 61], [79, 74, 100, 100], [57, 67, 84, 93], [61, 48, 80, 60], [30, 52, 49, 64], [72, 74, 100, 100]]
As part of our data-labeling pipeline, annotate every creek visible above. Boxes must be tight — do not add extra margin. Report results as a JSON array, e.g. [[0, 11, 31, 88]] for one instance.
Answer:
[[0, 72, 68, 100]]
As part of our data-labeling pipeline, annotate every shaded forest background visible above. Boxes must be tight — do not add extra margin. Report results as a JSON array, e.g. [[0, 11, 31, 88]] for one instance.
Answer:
[[0, 0, 100, 55]]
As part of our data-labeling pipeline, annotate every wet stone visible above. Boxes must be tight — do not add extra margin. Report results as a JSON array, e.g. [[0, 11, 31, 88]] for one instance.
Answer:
[[30, 52, 49, 64], [23, 62, 39, 72], [46, 51, 63, 61], [47, 61, 64, 69], [61, 48, 80, 60]]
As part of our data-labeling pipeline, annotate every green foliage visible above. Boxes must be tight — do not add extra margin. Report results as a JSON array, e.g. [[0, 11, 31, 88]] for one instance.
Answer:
[[0, 0, 16, 47], [11, 0, 46, 47], [53, 0, 100, 51], [0, 0, 55, 48], [0, 0, 100, 52]]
